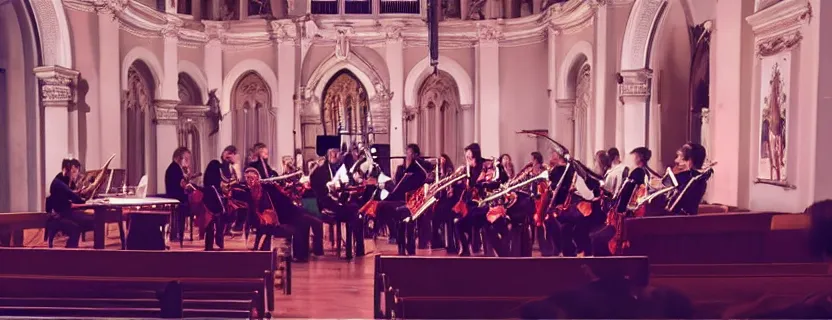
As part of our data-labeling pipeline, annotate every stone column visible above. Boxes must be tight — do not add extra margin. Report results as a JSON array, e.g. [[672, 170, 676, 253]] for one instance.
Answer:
[[97, 5, 121, 168], [34, 66, 80, 189], [460, 103, 474, 150], [554, 99, 575, 152], [476, 24, 502, 157], [593, 0, 612, 154], [618, 69, 652, 159], [385, 27, 405, 155], [204, 23, 225, 154], [403, 105, 417, 145], [275, 24, 298, 172], [547, 26, 559, 144], [154, 99, 179, 194]]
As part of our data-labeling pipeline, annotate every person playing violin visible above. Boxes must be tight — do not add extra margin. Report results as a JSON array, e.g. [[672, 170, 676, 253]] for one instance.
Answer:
[[455, 143, 503, 256], [165, 147, 193, 242], [309, 148, 365, 259], [669, 143, 709, 215]]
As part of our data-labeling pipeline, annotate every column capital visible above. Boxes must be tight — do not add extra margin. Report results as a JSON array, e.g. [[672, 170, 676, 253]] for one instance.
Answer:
[[403, 105, 417, 121], [154, 99, 180, 125], [555, 98, 576, 109], [33, 65, 81, 107], [618, 68, 653, 104]]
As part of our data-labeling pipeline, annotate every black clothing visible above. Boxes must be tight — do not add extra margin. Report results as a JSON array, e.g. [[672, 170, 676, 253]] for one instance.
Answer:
[[248, 158, 279, 179], [164, 162, 188, 241], [670, 169, 709, 215], [46, 173, 92, 248], [309, 162, 365, 258], [387, 159, 434, 202], [615, 166, 648, 214], [549, 164, 576, 207]]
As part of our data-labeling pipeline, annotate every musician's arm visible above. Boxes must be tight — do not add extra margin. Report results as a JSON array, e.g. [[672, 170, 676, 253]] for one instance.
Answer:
[[54, 179, 86, 204]]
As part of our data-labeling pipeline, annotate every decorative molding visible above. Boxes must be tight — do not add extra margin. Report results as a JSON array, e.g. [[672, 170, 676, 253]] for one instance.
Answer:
[[154, 99, 180, 125], [175, 104, 210, 120], [618, 68, 653, 99], [334, 27, 353, 60], [370, 82, 394, 103], [460, 104, 474, 111], [747, 0, 812, 40], [755, 0, 784, 13], [403, 105, 418, 121], [33, 65, 81, 107], [620, 0, 667, 70], [62, 0, 598, 49], [756, 31, 803, 58], [555, 98, 576, 109]]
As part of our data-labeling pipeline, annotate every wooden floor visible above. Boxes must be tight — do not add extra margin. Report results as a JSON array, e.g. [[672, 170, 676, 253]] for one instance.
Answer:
[[19, 225, 458, 319]]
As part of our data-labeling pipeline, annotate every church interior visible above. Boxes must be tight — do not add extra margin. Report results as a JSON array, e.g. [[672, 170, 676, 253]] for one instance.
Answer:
[[1, 0, 832, 318]]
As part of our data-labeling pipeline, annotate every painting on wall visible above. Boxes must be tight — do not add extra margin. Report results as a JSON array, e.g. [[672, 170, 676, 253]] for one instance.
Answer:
[[756, 52, 791, 187]]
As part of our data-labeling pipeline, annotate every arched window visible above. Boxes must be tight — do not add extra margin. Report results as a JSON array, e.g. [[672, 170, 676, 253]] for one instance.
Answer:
[[321, 70, 369, 143], [232, 71, 274, 151], [123, 61, 155, 186], [177, 73, 204, 174], [573, 63, 591, 161], [415, 71, 462, 163], [178, 72, 202, 105]]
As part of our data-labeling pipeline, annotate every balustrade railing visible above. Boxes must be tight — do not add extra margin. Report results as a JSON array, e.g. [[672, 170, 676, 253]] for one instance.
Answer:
[[380, 0, 420, 14]]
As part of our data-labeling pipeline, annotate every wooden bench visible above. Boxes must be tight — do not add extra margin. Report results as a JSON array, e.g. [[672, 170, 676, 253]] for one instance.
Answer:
[[0, 212, 47, 247], [373, 255, 649, 319], [650, 262, 832, 318], [624, 212, 815, 264], [0, 248, 282, 318]]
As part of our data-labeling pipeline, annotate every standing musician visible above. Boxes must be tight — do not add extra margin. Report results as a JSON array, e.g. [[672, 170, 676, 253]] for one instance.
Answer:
[[590, 147, 652, 256], [668, 143, 711, 215], [373, 144, 433, 255], [203, 145, 243, 250], [45, 158, 93, 248], [309, 148, 365, 259], [455, 143, 502, 256], [431, 154, 459, 253], [165, 147, 194, 242]]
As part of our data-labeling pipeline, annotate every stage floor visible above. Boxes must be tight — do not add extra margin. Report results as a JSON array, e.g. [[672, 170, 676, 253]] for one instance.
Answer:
[[19, 226, 461, 318]]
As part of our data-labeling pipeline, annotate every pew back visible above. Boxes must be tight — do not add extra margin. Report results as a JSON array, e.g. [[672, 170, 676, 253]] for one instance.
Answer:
[[0, 212, 47, 247], [0, 248, 276, 318], [374, 255, 649, 319]]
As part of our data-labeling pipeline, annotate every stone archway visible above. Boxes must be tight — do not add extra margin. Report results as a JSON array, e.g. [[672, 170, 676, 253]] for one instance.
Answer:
[[321, 70, 370, 143], [123, 61, 156, 186], [412, 71, 462, 164], [231, 71, 274, 152]]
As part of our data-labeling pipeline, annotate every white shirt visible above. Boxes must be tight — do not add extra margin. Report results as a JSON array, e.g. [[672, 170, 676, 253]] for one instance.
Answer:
[[605, 163, 629, 194]]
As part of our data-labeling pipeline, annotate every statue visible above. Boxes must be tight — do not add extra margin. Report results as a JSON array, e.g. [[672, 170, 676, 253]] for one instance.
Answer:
[[468, 0, 486, 20], [207, 89, 222, 136]]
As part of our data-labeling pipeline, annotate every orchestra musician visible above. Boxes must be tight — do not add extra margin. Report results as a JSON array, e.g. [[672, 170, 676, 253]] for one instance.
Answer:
[[604, 148, 628, 194], [431, 154, 459, 253], [558, 151, 609, 257], [486, 152, 544, 257], [243, 168, 291, 251], [309, 148, 365, 259], [537, 148, 575, 257], [373, 144, 433, 255], [248, 143, 279, 179], [668, 142, 710, 215], [455, 143, 503, 256], [590, 147, 652, 256], [165, 147, 193, 242], [45, 158, 93, 248], [203, 145, 243, 250], [499, 154, 516, 180]]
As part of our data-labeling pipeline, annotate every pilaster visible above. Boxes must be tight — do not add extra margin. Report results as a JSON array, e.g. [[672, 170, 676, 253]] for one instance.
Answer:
[[617, 68, 652, 157], [593, 2, 613, 155], [204, 23, 225, 154], [554, 99, 576, 152], [460, 103, 474, 149], [547, 26, 559, 146], [476, 23, 502, 157], [276, 32, 297, 171], [34, 66, 80, 189], [385, 26, 405, 155], [154, 99, 180, 193], [98, 6, 121, 168]]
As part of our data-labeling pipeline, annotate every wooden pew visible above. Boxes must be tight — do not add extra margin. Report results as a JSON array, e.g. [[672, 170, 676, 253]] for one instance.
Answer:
[[0, 248, 281, 318], [373, 255, 649, 319], [651, 262, 832, 318], [624, 211, 816, 264], [0, 212, 47, 247]]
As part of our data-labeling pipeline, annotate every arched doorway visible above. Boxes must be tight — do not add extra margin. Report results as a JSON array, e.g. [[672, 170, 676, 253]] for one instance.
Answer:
[[321, 70, 369, 145], [231, 71, 274, 152], [123, 61, 155, 186], [688, 21, 711, 147], [412, 71, 462, 163], [1, 0, 43, 212], [177, 72, 204, 174], [559, 52, 591, 162]]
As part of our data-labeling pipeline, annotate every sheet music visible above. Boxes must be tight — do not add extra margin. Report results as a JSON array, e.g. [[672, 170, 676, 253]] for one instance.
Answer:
[[333, 164, 349, 184]]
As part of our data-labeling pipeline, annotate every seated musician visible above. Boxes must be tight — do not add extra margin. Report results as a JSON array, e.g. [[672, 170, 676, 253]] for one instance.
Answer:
[[604, 148, 628, 194], [557, 152, 610, 257], [243, 168, 289, 251], [45, 158, 93, 248], [431, 154, 459, 253], [373, 144, 433, 255], [498, 154, 516, 180], [248, 142, 279, 179], [537, 149, 575, 257], [309, 148, 365, 259], [203, 145, 243, 250], [455, 143, 503, 256], [668, 143, 710, 215], [486, 152, 545, 257], [590, 147, 652, 256], [164, 147, 193, 242]]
